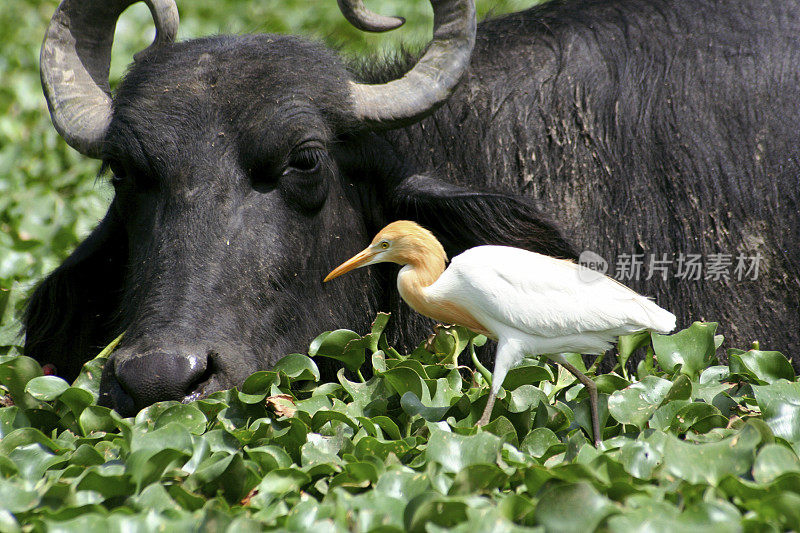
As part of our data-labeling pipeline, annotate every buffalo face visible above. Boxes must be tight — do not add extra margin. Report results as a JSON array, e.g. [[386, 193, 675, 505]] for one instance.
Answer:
[[31, 36, 386, 414]]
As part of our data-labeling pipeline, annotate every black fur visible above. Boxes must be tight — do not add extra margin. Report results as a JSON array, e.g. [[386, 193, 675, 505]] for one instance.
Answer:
[[25, 0, 800, 413], [390, 174, 577, 260], [24, 208, 127, 380]]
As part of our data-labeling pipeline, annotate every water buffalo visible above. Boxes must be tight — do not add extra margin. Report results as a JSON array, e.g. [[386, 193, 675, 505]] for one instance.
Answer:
[[27, 0, 800, 415]]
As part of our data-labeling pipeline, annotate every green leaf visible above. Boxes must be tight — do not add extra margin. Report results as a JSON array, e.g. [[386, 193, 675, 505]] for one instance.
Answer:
[[503, 362, 554, 390], [198, 453, 255, 504], [681, 501, 741, 531], [400, 391, 469, 422], [744, 492, 800, 531], [239, 371, 280, 398], [507, 384, 548, 413], [404, 493, 469, 533], [130, 422, 194, 454], [78, 405, 118, 435], [535, 482, 617, 532], [0, 407, 30, 439], [0, 427, 63, 455], [383, 367, 427, 401], [60, 333, 121, 401], [670, 402, 726, 434], [8, 442, 65, 480], [245, 445, 292, 472], [375, 470, 432, 501], [617, 331, 650, 373], [0, 355, 42, 409], [58, 387, 95, 418], [753, 381, 800, 450], [127, 447, 189, 491], [76, 465, 135, 499], [520, 427, 560, 458], [618, 439, 663, 479], [753, 443, 800, 483], [367, 312, 391, 353], [24, 375, 68, 401], [355, 436, 417, 461], [652, 322, 718, 378], [97, 332, 125, 358], [449, 464, 508, 495], [425, 427, 503, 474], [167, 485, 205, 512], [311, 409, 359, 434], [662, 374, 692, 402], [250, 468, 311, 508], [69, 444, 105, 467], [0, 478, 39, 513], [369, 416, 402, 441], [337, 369, 389, 412], [155, 404, 208, 435], [424, 325, 478, 364], [308, 329, 366, 373], [272, 353, 320, 382], [607, 375, 673, 428], [729, 350, 794, 384], [0, 510, 20, 533], [595, 373, 631, 394], [606, 500, 680, 532], [129, 483, 182, 513], [655, 421, 764, 485]]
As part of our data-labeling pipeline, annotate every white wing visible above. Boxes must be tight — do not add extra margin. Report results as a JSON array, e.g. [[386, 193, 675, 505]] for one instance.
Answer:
[[426, 246, 676, 341]]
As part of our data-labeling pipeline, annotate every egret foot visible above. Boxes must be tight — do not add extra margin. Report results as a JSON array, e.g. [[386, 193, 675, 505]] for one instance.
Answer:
[[561, 362, 600, 446], [476, 391, 497, 427]]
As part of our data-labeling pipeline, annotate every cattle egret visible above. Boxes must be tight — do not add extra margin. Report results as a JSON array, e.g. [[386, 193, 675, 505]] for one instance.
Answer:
[[324, 220, 676, 445]]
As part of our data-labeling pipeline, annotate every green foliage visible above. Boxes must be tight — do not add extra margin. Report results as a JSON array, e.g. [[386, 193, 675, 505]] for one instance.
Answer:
[[1, 316, 799, 531], [4, 1, 800, 530]]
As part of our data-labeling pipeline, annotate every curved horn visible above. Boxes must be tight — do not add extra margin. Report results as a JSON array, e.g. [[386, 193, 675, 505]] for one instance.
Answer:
[[345, 0, 476, 128], [40, 0, 179, 158], [337, 0, 405, 32]]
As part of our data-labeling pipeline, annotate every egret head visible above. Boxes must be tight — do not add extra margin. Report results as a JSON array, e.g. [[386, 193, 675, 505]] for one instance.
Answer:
[[324, 221, 447, 282]]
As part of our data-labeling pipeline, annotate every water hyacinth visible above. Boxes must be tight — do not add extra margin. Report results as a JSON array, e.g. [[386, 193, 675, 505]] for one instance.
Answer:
[[1, 314, 799, 531]]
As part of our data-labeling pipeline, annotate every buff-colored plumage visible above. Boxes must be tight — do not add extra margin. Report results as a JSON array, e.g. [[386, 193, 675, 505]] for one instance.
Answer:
[[325, 220, 676, 444]]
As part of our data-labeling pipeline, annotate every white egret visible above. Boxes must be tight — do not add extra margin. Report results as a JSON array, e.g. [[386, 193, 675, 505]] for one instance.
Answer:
[[324, 220, 676, 444]]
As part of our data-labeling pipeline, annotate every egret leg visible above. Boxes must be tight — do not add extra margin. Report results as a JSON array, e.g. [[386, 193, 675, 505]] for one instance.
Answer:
[[476, 339, 518, 427], [560, 361, 600, 446], [477, 393, 496, 427]]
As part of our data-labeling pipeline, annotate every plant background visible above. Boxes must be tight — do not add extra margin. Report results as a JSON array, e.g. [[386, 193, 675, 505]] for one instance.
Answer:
[[0, 0, 532, 346], [3, 3, 800, 531]]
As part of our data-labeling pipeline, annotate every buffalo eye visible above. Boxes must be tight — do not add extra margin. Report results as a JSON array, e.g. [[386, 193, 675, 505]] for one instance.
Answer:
[[284, 143, 324, 175], [108, 161, 127, 185], [277, 142, 330, 211]]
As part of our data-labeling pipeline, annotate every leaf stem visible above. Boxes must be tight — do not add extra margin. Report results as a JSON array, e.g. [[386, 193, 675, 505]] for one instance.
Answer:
[[97, 332, 125, 359], [645, 345, 654, 374], [470, 341, 492, 388], [587, 351, 605, 375]]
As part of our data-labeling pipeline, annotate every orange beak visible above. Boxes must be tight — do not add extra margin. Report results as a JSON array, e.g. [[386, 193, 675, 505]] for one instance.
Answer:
[[324, 247, 379, 282]]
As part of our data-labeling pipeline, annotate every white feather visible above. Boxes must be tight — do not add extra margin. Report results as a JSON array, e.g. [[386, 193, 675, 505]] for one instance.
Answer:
[[425, 245, 676, 358]]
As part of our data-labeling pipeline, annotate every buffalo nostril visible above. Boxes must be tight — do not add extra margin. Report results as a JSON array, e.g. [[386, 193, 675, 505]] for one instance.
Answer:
[[114, 351, 209, 409]]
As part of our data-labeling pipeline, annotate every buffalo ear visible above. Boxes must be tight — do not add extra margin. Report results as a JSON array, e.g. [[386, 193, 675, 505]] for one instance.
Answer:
[[389, 174, 577, 260], [24, 205, 127, 382]]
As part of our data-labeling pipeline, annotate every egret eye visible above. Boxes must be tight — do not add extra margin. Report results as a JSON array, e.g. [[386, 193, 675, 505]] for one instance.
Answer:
[[380, 241, 389, 249]]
